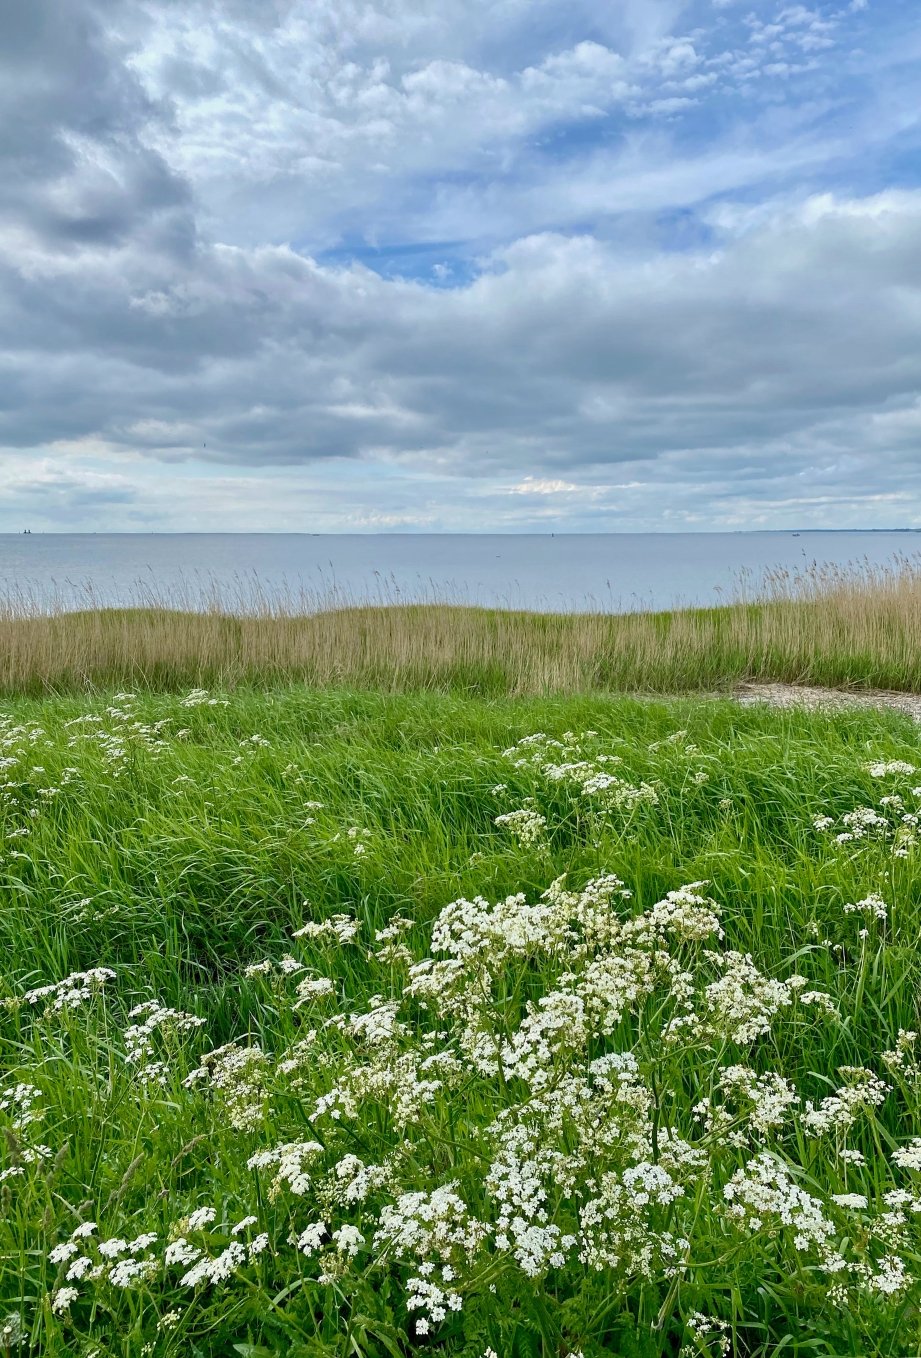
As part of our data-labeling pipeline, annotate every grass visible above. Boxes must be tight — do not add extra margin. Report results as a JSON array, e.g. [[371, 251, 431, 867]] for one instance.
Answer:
[[3, 556, 921, 696], [3, 683, 921, 1354]]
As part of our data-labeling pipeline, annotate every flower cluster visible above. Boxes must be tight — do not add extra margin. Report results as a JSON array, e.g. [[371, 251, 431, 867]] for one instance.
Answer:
[[0, 1081, 51, 1183], [147, 865, 915, 1336], [184, 1042, 269, 1132], [47, 1209, 271, 1315], [123, 1001, 206, 1084], [494, 804, 547, 847], [12, 968, 116, 1016], [500, 731, 660, 814], [814, 759, 921, 856], [16, 713, 921, 1356]]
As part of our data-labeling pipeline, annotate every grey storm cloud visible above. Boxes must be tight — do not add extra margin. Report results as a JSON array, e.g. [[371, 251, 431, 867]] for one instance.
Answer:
[[0, 0, 920, 529], [0, 0, 193, 254], [3, 199, 921, 474]]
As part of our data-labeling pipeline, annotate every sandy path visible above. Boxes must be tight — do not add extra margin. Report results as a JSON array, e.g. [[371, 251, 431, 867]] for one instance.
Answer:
[[734, 683, 921, 720]]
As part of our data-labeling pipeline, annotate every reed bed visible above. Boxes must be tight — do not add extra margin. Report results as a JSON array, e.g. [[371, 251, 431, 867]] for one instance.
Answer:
[[1, 557, 921, 696]]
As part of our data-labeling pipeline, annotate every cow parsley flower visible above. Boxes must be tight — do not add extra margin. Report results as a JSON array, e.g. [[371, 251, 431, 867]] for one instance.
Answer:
[[892, 1139, 921, 1171], [494, 807, 547, 847], [868, 761, 916, 778], [186, 1207, 217, 1231], [844, 893, 888, 923]]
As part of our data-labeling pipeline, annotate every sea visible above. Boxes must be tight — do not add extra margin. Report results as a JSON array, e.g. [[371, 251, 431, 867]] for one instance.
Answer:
[[0, 532, 917, 614]]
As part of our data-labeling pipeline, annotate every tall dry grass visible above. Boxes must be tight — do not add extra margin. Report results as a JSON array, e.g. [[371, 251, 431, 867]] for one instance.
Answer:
[[1, 556, 921, 696]]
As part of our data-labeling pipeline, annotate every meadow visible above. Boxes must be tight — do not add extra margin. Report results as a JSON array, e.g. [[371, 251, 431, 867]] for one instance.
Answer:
[[3, 683, 921, 1355]]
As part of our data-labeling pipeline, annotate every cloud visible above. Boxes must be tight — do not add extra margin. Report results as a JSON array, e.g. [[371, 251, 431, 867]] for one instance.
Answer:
[[0, 0, 193, 259], [0, 0, 919, 530], [508, 478, 595, 496], [2, 187, 921, 530], [117, 0, 881, 251]]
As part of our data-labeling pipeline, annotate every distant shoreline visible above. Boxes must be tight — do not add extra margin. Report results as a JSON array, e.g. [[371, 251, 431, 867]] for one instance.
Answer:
[[1, 527, 920, 537]]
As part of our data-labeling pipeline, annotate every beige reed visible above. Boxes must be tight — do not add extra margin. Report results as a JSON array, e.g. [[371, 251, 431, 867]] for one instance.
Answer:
[[1, 556, 920, 696]]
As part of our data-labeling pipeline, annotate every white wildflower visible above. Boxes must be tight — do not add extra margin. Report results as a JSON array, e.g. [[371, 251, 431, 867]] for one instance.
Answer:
[[186, 1207, 217, 1231], [868, 760, 915, 778], [802, 1068, 889, 1137], [165, 1239, 202, 1267], [331, 1224, 365, 1256], [294, 976, 335, 1006], [181, 1241, 247, 1288], [247, 1140, 324, 1198], [868, 1254, 909, 1295], [49, 1242, 79, 1264], [293, 914, 359, 944], [892, 1139, 921, 1171], [494, 807, 547, 847], [296, 1222, 327, 1255], [832, 1193, 868, 1210], [844, 893, 888, 923]]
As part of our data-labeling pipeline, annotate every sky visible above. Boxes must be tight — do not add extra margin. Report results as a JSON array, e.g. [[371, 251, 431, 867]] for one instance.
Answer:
[[0, 0, 919, 533]]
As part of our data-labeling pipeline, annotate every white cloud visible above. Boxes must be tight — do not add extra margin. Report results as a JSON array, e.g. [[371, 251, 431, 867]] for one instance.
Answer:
[[508, 477, 595, 496], [116, 0, 875, 250]]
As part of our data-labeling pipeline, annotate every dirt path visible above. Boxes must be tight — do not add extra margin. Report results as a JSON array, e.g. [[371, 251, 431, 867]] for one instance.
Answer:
[[734, 682, 921, 720]]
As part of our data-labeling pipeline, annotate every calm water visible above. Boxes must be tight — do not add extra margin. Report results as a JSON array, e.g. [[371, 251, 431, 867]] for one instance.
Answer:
[[0, 533, 917, 614]]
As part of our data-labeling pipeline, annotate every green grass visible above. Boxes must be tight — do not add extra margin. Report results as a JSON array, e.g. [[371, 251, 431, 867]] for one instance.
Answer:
[[3, 685, 921, 1355]]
